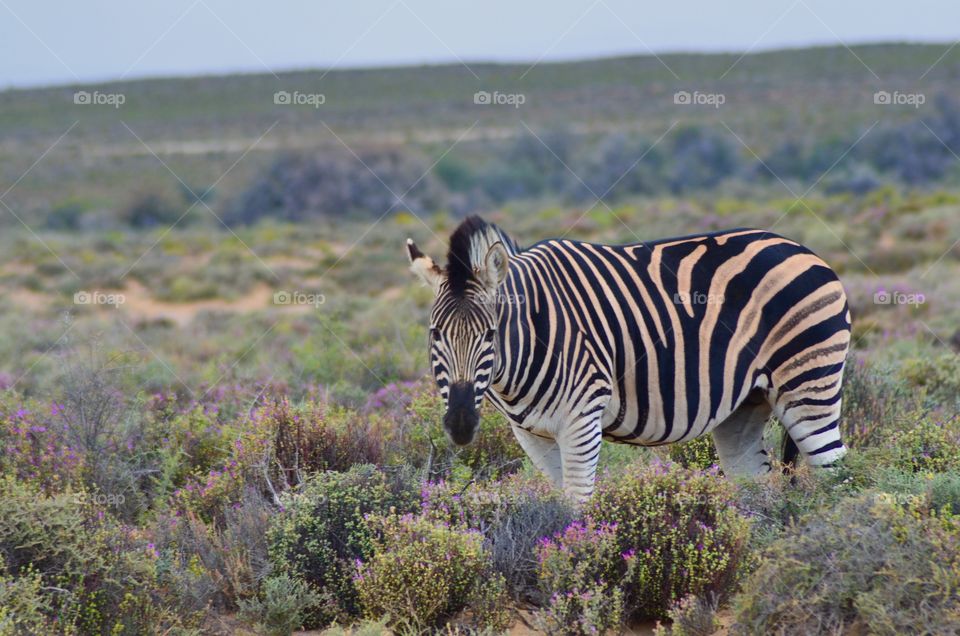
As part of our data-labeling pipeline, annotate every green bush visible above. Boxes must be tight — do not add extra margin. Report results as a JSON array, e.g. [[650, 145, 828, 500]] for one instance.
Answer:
[[421, 473, 575, 601], [152, 487, 274, 614], [668, 435, 719, 470], [732, 463, 843, 556], [927, 472, 960, 515], [534, 519, 625, 635], [886, 414, 960, 473], [355, 513, 510, 633], [119, 191, 182, 229], [534, 587, 624, 636], [266, 465, 418, 627], [238, 573, 323, 636], [267, 399, 386, 475], [653, 595, 721, 636], [0, 560, 51, 636], [319, 617, 392, 636], [588, 461, 751, 620], [732, 494, 960, 635], [899, 353, 960, 407], [403, 391, 526, 482], [0, 476, 194, 634], [840, 359, 912, 447]]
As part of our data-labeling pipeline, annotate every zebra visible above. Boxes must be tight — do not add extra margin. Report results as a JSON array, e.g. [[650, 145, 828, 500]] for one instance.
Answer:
[[407, 216, 850, 501]]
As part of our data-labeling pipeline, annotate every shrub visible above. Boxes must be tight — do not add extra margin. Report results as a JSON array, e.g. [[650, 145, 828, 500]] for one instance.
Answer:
[[119, 191, 182, 229], [172, 462, 246, 524], [899, 353, 960, 408], [865, 118, 955, 185], [732, 494, 960, 635], [319, 617, 392, 636], [731, 463, 837, 555], [668, 435, 719, 470], [269, 399, 386, 476], [43, 201, 86, 231], [402, 390, 526, 482], [164, 404, 227, 470], [172, 398, 391, 523], [227, 149, 445, 225], [355, 513, 510, 633], [477, 129, 573, 203], [153, 487, 274, 612], [567, 133, 664, 202], [534, 520, 625, 636], [653, 595, 721, 636], [927, 472, 960, 515], [421, 473, 575, 601], [588, 461, 751, 620], [266, 464, 419, 627], [886, 413, 960, 473], [151, 513, 222, 618], [840, 358, 912, 447], [0, 399, 84, 494], [0, 476, 194, 634], [822, 161, 882, 195], [666, 126, 739, 193], [0, 560, 51, 635], [535, 586, 624, 636], [50, 347, 151, 521], [238, 573, 323, 636]]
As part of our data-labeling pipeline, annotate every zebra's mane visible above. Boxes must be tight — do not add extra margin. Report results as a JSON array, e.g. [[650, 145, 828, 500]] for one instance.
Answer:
[[446, 216, 519, 297]]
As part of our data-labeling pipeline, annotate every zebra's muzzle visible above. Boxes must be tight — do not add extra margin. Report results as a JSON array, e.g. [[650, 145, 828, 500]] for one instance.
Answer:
[[444, 382, 479, 445]]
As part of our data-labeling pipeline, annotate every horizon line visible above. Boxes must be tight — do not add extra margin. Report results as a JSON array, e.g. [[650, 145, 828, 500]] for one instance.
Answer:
[[3, 38, 954, 92]]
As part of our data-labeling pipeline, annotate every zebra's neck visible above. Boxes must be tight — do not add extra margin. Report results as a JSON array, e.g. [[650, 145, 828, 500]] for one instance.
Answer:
[[490, 253, 537, 401]]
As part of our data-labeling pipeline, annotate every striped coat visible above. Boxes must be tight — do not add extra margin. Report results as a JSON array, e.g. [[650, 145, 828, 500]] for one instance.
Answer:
[[408, 217, 849, 500]]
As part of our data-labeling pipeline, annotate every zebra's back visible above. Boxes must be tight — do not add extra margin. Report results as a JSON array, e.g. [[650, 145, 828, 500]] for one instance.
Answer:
[[502, 228, 850, 446]]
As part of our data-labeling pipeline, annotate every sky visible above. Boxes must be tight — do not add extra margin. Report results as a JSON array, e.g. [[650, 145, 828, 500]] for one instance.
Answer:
[[2, 0, 958, 88]]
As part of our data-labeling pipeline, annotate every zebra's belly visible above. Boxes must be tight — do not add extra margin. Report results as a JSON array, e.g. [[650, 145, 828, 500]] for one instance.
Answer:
[[599, 386, 731, 446]]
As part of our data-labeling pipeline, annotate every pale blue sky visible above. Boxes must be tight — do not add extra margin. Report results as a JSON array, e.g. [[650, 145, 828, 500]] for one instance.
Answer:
[[2, 0, 958, 88]]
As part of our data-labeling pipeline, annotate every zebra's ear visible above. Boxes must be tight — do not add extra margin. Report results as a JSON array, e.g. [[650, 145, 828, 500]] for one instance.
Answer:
[[407, 238, 443, 292], [479, 241, 509, 291]]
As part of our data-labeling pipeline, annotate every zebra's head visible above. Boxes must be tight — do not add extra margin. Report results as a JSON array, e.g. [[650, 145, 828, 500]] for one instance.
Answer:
[[406, 216, 513, 446]]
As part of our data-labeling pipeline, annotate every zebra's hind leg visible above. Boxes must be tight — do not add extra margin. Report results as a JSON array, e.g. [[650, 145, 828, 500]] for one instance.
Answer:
[[512, 426, 563, 487], [711, 393, 773, 477], [773, 372, 847, 468]]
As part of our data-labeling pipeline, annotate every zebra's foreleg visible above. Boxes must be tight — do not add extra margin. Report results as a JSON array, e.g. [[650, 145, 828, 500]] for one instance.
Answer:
[[558, 414, 603, 503], [511, 426, 563, 487]]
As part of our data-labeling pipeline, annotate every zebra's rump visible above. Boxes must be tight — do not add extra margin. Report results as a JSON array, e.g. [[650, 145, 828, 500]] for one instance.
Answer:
[[504, 228, 851, 445]]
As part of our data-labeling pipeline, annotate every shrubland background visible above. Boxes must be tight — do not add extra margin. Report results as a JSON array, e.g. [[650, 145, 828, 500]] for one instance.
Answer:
[[1, 43, 960, 634]]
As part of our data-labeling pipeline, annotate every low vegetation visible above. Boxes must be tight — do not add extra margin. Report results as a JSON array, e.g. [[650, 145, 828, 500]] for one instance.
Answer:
[[0, 352, 958, 634]]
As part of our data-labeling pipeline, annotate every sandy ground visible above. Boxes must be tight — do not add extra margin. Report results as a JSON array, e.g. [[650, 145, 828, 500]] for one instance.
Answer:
[[120, 279, 278, 326]]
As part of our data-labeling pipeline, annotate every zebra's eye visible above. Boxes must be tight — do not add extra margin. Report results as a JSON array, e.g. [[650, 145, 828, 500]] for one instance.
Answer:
[[430, 328, 442, 342], [484, 329, 496, 341]]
